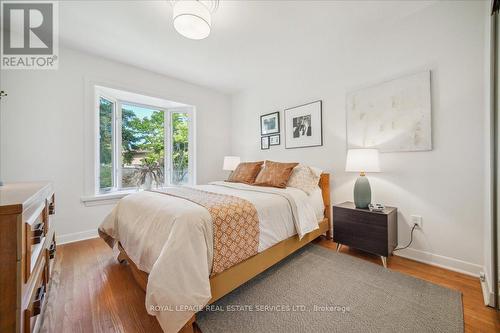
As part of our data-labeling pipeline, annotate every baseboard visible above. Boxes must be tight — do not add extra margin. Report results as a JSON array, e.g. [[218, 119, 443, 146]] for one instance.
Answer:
[[57, 229, 483, 278], [394, 247, 482, 277], [480, 271, 495, 307], [57, 229, 99, 245]]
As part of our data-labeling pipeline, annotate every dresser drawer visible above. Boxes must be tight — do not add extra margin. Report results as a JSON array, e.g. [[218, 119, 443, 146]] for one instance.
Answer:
[[46, 231, 56, 279], [23, 256, 47, 333], [24, 204, 48, 283]]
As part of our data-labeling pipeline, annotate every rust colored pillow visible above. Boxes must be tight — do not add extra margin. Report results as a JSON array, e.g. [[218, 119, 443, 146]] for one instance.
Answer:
[[254, 161, 299, 188], [227, 161, 264, 184]]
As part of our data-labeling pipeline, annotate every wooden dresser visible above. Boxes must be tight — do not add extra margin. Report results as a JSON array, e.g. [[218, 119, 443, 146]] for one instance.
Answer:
[[0, 182, 56, 333]]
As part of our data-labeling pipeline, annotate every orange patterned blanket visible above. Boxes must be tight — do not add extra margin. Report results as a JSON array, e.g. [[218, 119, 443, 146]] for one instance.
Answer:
[[154, 187, 259, 275]]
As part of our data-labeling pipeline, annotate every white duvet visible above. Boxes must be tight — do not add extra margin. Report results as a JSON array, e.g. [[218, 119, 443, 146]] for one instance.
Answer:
[[99, 182, 320, 333]]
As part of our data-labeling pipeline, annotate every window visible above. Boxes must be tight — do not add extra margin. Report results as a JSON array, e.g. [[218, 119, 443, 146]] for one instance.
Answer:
[[99, 97, 115, 191], [96, 88, 194, 194], [171, 112, 190, 185]]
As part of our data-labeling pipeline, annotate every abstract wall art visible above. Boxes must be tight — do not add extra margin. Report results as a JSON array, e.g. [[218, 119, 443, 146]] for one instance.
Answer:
[[346, 71, 432, 152]]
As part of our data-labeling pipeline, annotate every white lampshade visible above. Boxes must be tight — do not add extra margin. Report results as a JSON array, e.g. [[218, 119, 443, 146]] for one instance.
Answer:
[[345, 149, 380, 173], [223, 156, 240, 171], [173, 1, 211, 40]]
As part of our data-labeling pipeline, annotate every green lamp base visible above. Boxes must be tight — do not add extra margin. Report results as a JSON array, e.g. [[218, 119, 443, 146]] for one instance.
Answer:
[[354, 174, 371, 209]]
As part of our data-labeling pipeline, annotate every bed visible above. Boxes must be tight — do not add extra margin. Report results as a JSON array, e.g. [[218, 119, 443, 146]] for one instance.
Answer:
[[99, 173, 331, 333]]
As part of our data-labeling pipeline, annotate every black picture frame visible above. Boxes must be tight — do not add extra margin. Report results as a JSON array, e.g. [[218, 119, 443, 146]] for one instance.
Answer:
[[269, 134, 280, 146], [284, 100, 323, 149], [261, 136, 270, 150], [260, 111, 280, 136]]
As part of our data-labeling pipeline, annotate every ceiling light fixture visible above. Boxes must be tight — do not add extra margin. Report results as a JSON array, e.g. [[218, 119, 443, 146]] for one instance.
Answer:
[[172, 0, 219, 40]]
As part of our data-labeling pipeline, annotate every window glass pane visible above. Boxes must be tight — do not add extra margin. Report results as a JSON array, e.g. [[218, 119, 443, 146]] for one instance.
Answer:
[[121, 104, 165, 189], [99, 97, 114, 191], [171, 112, 189, 185]]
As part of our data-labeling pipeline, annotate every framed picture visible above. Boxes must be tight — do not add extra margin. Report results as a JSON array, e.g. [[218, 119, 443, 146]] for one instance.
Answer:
[[260, 111, 280, 135], [261, 136, 270, 150], [284, 100, 323, 149], [269, 134, 280, 146]]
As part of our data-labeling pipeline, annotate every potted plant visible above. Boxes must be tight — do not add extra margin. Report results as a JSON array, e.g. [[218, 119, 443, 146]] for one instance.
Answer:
[[135, 158, 163, 190]]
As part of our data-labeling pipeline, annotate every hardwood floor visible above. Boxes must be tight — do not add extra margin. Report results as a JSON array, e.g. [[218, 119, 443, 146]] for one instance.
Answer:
[[41, 238, 162, 333], [41, 237, 499, 333]]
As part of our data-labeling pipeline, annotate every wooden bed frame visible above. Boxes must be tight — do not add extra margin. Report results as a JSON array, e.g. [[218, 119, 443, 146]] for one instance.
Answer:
[[117, 173, 331, 333]]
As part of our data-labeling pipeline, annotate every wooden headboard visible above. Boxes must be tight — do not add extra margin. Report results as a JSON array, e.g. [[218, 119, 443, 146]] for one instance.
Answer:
[[319, 173, 331, 238]]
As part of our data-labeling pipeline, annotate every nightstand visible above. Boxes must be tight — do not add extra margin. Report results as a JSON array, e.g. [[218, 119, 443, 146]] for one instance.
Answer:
[[333, 201, 397, 268]]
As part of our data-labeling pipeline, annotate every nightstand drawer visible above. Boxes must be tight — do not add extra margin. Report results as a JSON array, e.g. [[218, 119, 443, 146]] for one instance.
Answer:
[[334, 221, 388, 256], [334, 207, 387, 227]]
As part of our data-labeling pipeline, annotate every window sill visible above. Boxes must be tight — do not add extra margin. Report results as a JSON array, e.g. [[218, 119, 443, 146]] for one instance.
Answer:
[[80, 189, 140, 206]]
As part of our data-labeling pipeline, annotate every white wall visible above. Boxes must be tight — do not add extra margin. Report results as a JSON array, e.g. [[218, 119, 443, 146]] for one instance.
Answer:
[[1, 46, 232, 243], [230, 1, 488, 276]]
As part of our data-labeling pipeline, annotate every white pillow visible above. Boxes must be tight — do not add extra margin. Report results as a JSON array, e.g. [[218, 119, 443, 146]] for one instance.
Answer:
[[287, 165, 322, 195]]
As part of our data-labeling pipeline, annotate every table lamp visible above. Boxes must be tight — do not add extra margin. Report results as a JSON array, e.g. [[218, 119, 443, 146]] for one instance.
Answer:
[[345, 148, 380, 209], [223, 156, 240, 175]]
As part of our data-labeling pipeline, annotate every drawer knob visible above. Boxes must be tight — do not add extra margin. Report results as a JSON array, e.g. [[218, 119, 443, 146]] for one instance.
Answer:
[[31, 222, 45, 244], [48, 202, 55, 215], [49, 242, 56, 259], [32, 222, 45, 236], [32, 285, 46, 317]]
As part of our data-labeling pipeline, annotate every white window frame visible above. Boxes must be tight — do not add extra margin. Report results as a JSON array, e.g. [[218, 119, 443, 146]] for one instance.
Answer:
[[94, 95, 195, 195], [95, 94, 118, 193], [167, 107, 195, 186]]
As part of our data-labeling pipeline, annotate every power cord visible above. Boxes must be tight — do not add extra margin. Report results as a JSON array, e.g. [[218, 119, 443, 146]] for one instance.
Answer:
[[393, 224, 417, 251]]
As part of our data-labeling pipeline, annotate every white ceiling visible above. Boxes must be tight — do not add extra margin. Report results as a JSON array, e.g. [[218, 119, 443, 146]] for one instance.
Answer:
[[59, 0, 436, 94]]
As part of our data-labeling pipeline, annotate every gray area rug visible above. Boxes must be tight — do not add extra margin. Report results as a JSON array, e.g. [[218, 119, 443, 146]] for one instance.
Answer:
[[197, 244, 463, 333]]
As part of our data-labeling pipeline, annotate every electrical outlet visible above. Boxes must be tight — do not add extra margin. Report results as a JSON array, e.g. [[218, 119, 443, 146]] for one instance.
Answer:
[[411, 215, 423, 229]]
